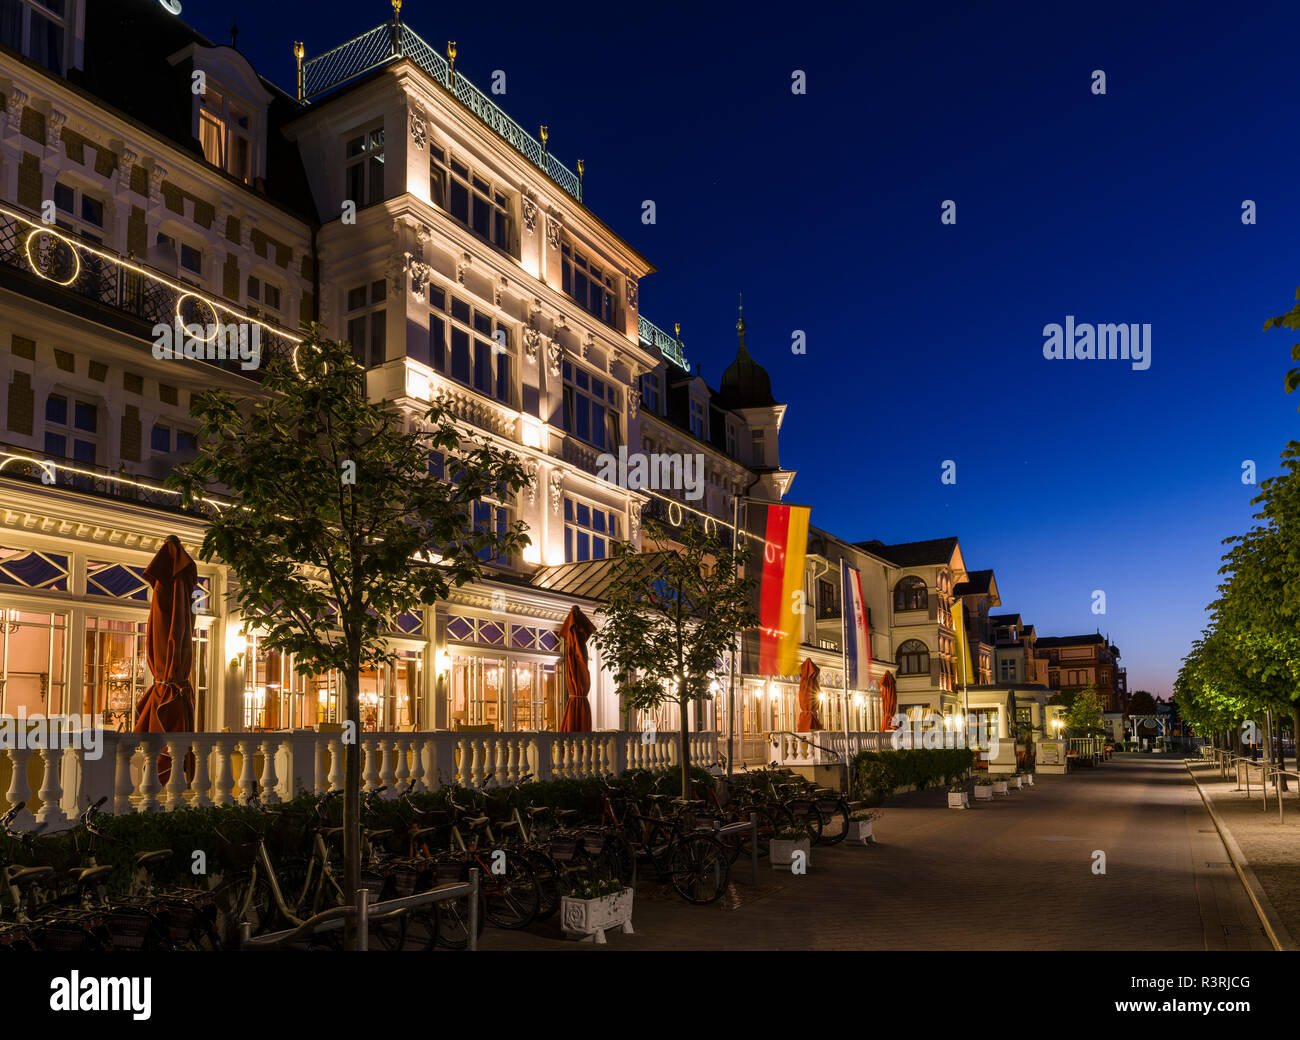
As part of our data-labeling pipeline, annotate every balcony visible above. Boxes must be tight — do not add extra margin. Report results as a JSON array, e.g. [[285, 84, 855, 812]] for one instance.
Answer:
[[302, 21, 582, 203], [639, 315, 689, 372], [0, 205, 299, 378]]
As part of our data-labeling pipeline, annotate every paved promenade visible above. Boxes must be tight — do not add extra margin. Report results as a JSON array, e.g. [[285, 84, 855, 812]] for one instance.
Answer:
[[488, 756, 1269, 950]]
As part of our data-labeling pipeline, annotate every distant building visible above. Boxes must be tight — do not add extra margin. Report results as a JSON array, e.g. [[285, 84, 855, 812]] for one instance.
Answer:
[[1033, 634, 1124, 712]]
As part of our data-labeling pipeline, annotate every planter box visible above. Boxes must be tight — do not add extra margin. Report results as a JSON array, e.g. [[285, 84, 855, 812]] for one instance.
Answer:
[[845, 819, 876, 843], [992, 780, 1009, 795], [973, 784, 993, 801], [948, 792, 968, 809], [771, 837, 812, 870], [1010, 776, 1023, 789], [1024, 774, 1034, 786], [560, 887, 635, 944]]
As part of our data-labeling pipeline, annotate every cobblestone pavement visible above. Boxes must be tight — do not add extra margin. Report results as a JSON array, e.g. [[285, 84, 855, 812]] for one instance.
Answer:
[[1186, 756, 1300, 947], [484, 756, 1268, 951]]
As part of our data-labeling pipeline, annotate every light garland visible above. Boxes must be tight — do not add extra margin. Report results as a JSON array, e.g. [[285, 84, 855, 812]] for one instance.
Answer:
[[24, 226, 81, 287], [175, 293, 221, 343], [0, 450, 226, 511]]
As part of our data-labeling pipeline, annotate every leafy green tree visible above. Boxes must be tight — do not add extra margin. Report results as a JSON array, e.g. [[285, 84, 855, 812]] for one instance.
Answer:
[[592, 516, 757, 798], [1063, 686, 1106, 738], [173, 330, 529, 938]]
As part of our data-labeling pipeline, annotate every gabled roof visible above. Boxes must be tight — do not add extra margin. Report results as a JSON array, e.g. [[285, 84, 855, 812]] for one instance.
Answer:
[[953, 569, 994, 596], [990, 613, 1023, 626], [855, 536, 959, 567], [1035, 634, 1106, 648]]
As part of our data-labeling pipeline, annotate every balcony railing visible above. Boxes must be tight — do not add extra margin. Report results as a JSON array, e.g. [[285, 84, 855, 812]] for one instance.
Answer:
[[639, 315, 689, 372], [302, 21, 583, 203], [0, 204, 299, 379]]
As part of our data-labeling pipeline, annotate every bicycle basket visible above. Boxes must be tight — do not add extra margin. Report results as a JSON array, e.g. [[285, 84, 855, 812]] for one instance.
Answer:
[[39, 921, 98, 953], [104, 909, 154, 951], [433, 859, 466, 887], [214, 828, 258, 873], [579, 832, 606, 855], [548, 837, 581, 863], [266, 812, 312, 861], [360, 870, 396, 904]]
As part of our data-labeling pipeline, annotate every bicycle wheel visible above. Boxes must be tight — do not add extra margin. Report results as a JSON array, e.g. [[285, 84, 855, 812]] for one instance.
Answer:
[[402, 903, 441, 951], [787, 799, 824, 844], [523, 850, 562, 921], [667, 834, 729, 905], [432, 860, 486, 950], [815, 798, 850, 845], [483, 853, 540, 930], [213, 874, 274, 948], [741, 803, 795, 859]]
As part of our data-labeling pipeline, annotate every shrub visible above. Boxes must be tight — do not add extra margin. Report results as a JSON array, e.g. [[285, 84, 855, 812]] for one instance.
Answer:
[[851, 748, 975, 797]]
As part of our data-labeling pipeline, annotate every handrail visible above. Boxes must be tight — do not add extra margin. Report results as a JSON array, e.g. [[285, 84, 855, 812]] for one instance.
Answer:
[[766, 730, 844, 764], [241, 870, 480, 950]]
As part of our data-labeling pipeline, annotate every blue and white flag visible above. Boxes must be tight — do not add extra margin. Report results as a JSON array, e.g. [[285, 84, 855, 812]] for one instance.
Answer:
[[841, 560, 871, 691]]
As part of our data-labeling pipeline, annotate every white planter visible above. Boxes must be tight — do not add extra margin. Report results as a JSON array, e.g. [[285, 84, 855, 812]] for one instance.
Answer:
[[1010, 776, 1023, 789], [846, 819, 876, 843], [560, 887, 635, 944], [771, 837, 812, 870], [948, 792, 968, 809], [973, 784, 993, 801], [1025, 774, 1034, 786], [993, 780, 1008, 795]]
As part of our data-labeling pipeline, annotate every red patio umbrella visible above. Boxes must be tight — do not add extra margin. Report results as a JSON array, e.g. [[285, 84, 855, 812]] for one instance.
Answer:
[[133, 535, 198, 784], [558, 605, 597, 732], [796, 657, 823, 732], [880, 671, 898, 730]]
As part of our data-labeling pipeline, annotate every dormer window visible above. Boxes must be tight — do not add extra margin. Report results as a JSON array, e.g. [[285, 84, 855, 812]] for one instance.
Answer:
[[1, 0, 68, 75], [561, 240, 616, 326], [345, 127, 385, 208], [689, 398, 706, 440], [199, 88, 253, 182], [431, 147, 512, 254]]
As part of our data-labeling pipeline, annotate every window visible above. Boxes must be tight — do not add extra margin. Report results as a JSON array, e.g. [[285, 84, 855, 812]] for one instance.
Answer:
[[472, 500, 513, 566], [1099, 669, 1109, 684], [999, 658, 1017, 682], [564, 497, 620, 563], [726, 422, 738, 459], [0, 0, 66, 74], [345, 126, 385, 208], [898, 640, 929, 676], [1048, 670, 1060, 686], [640, 371, 660, 415], [562, 361, 619, 450], [198, 87, 254, 183], [345, 280, 387, 368], [247, 276, 282, 314], [689, 398, 706, 440], [431, 147, 512, 253], [180, 243, 202, 276], [425, 289, 511, 404], [151, 424, 171, 453], [177, 430, 197, 453], [561, 241, 616, 326], [43, 393, 97, 466], [52, 181, 104, 243], [751, 428, 765, 466], [894, 576, 928, 612]]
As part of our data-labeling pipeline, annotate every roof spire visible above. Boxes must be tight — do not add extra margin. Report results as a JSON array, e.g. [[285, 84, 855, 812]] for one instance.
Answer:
[[230, 19, 239, 49], [736, 292, 747, 349]]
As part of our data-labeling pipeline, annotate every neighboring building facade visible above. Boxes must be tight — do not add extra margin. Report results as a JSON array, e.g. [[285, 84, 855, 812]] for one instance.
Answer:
[[1034, 633, 1125, 712]]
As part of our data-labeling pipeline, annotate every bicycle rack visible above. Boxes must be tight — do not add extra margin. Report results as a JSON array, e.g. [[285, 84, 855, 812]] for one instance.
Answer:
[[240, 868, 481, 951]]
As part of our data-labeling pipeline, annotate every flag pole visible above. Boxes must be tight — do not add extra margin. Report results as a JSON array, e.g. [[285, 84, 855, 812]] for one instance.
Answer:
[[726, 491, 739, 784], [840, 561, 852, 798]]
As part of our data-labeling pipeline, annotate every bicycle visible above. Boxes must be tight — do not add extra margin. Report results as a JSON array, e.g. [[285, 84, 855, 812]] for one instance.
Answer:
[[623, 800, 730, 904]]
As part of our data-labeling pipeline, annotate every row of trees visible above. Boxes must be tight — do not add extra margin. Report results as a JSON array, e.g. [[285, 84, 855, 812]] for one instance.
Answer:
[[1173, 292, 1300, 771]]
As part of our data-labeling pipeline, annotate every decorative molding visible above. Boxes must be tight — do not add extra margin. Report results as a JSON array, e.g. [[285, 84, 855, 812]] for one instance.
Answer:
[[521, 190, 538, 233], [457, 252, 471, 285], [409, 107, 427, 151], [148, 164, 167, 195], [546, 213, 561, 250], [45, 109, 67, 149], [443, 586, 568, 623], [494, 276, 507, 308], [582, 332, 594, 361], [628, 389, 639, 420], [549, 470, 563, 515], [546, 340, 562, 378], [404, 255, 433, 302], [523, 327, 541, 364], [6, 88, 28, 130], [524, 461, 539, 505], [625, 273, 638, 309], [630, 502, 641, 542], [118, 148, 138, 175]]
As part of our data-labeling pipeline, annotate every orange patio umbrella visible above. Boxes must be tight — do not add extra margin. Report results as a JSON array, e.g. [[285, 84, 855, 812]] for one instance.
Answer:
[[796, 657, 823, 732], [880, 671, 898, 730], [558, 605, 597, 732], [133, 535, 198, 784]]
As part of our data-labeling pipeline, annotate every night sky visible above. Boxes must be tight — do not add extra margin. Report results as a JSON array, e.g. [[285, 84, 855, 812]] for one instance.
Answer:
[[175, 0, 1300, 697]]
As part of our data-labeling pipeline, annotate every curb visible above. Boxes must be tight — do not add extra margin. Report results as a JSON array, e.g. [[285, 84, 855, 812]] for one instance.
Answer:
[[1184, 763, 1297, 952]]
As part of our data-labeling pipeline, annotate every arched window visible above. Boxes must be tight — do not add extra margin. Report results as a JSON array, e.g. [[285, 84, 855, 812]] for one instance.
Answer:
[[898, 639, 930, 676], [894, 576, 928, 612]]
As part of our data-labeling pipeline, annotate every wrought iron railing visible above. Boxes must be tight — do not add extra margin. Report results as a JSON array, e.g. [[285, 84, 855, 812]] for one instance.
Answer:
[[639, 315, 689, 371], [0, 204, 298, 379], [302, 21, 583, 203], [0, 445, 219, 518]]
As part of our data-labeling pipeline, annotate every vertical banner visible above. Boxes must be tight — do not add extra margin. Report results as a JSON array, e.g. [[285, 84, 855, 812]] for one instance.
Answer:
[[740, 501, 811, 676], [841, 560, 871, 691], [952, 595, 971, 688]]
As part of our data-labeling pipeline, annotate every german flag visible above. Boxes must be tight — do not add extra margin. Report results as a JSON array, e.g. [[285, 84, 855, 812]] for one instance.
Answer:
[[741, 501, 811, 676]]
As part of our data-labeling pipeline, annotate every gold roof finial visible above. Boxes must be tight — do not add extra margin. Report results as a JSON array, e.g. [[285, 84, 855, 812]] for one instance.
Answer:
[[293, 40, 305, 60], [736, 293, 747, 344], [392, 0, 402, 21], [674, 321, 681, 339], [576, 158, 584, 181], [447, 40, 457, 62], [539, 125, 548, 143]]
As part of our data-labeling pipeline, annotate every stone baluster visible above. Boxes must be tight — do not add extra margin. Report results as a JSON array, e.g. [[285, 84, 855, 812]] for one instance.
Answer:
[[35, 747, 67, 828], [137, 736, 162, 813], [4, 748, 34, 828], [112, 740, 136, 815], [235, 739, 258, 804], [393, 737, 411, 792], [362, 738, 382, 793], [258, 738, 281, 805], [190, 736, 213, 808], [211, 739, 235, 806], [408, 736, 428, 793], [378, 739, 398, 793], [495, 739, 510, 786], [326, 738, 344, 793], [468, 739, 483, 786], [163, 738, 187, 810]]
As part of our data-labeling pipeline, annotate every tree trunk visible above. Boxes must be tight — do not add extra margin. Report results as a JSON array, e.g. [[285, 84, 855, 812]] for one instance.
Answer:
[[343, 663, 362, 949], [1292, 706, 1300, 772], [679, 687, 691, 800]]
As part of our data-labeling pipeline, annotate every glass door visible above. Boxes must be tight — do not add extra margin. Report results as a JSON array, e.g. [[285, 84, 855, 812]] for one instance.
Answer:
[[0, 607, 68, 716], [83, 615, 147, 730]]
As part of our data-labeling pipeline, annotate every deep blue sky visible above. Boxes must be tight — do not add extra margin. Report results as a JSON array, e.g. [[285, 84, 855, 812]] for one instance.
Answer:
[[178, 0, 1300, 697]]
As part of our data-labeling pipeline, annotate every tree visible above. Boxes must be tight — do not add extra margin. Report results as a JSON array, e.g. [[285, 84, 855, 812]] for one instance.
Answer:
[[1126, 690, 1158, 741], [1063, 685, 1106, 738], [173, 330, 529, 941], [592, 516, 757, 798]]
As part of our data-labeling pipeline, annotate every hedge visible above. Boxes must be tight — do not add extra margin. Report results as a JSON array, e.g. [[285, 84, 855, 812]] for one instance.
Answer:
[[852, 748, 975, 797]]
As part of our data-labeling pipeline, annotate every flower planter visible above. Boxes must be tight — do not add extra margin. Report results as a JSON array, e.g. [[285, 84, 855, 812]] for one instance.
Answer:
[[845, 819, 876, 843], [992, 780, 1009, 795], [973, 783, 993, 801], [1010, 776, 1023, 789], [1025, 774, 1034, 787], [948, 792, 968, 809], [771, 837, 812, 870], [560, 887, 635, 944]]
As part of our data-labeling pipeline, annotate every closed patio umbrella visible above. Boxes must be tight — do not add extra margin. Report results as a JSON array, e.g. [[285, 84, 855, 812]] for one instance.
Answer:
[[558, 605, 597, 732], [133, 535, 197, 784], [796, 657, 823, 732], [880, 671, 898, 730]]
